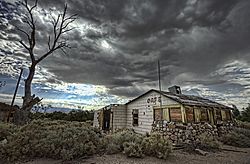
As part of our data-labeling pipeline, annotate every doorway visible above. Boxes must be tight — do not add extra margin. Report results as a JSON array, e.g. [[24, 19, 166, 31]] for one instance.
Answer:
[[102, 109, 111, 131]]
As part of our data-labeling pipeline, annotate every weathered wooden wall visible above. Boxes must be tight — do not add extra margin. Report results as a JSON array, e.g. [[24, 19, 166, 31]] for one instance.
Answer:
[[93, 110, 100, 128], [111, 105, 127, 130], [93, 105, 126, 131]]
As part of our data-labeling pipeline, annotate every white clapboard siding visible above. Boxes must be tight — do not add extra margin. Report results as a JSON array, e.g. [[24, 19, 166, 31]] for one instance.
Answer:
[[127, 90, 179, 134]]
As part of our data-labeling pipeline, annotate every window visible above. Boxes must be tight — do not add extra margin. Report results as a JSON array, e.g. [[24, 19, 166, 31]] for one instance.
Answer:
[[215, 109, 222, 121], [133, 109, 139, 126], [186, 107, 194, 123], [222, 110, 231, 121], [200, 108, 208, 122], [154, 108, 170, 121], [154, 108, 161, 121], [225, 110, 231, 121], [169, 107, 182, 122]]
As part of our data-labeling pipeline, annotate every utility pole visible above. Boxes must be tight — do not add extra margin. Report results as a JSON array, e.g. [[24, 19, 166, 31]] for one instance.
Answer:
[[7, 68, 23, 122], [158, 60, 163, 129]]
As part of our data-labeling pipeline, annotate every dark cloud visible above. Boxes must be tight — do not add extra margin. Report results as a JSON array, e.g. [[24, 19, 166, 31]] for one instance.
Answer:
[[1, 0, 250, 108]]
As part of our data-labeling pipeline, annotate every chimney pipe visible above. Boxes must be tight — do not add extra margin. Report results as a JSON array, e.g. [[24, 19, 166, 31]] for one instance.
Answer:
[[168, 85, 182, 94]]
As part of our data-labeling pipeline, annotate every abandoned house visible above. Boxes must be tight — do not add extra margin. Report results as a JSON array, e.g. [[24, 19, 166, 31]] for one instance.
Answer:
[[93, 86, 233, 134]]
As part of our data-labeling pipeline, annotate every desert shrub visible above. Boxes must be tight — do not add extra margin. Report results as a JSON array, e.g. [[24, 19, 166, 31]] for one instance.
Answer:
[[102, 130, 172, 159], [221, 131, 250, 148], [0, 119, 103, 161], [240, 105, 250, 122], [184, 132, 221, 153], [233, 128, 250, 138], [141, 133, 172, 159], [101, 129, 144, 154], [198, 133, 222, 151], [123, 141, 144, 158], [0, 122, 173, 161], [0, 123, 17, 140], [236, 121, 250, 130]]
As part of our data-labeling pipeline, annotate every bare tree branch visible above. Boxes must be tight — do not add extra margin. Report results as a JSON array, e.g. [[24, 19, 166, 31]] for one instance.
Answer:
[[36, 3, 77, 64], [16, 26, 31, 42], [47, 35, 51, 50], [19, 40, 29, 51]]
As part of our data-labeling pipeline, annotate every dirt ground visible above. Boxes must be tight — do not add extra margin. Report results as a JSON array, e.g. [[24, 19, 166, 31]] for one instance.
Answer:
[[3, 145, 250, 164]]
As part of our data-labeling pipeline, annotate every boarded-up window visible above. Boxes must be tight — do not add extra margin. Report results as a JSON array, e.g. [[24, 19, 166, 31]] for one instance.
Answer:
[[186, 107, 194, 123], [215, 109, 222, 121], [133, 109, 139, 126], [194, 108, 201, 122], [154, 108, 170, 121], [169, 107, 182, 122], [200, 108, 208, 122], [221, 110, 226, 121], [222, 110, 231, 121], [163, 108, 170, 121], [225, 110, 231, 121], [154, 108, 161, 121], [207, 109, 214, 124]]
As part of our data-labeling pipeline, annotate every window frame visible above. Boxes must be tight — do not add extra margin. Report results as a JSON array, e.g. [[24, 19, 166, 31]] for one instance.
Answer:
[[169, 107, 182, 122], [132, 109, 139, 126]]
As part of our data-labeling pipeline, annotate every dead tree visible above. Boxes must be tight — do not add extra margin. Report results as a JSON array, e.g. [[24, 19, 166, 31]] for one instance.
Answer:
[[15, 0, 76, 125]]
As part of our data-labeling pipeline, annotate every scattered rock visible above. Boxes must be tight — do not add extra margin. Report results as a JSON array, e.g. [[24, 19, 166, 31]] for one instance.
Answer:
[[0, 139, 7, 145], [152, 122, 234, 144], [195, 149, 208, 156]]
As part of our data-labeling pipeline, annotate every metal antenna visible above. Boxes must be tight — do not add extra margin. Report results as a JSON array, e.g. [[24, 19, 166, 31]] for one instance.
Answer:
[[158, 60, 163, 128], [158, 60, 162, 92]]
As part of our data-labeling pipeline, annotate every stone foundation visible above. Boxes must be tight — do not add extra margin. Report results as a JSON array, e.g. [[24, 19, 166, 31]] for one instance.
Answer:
[[152, 121, 235, 144]]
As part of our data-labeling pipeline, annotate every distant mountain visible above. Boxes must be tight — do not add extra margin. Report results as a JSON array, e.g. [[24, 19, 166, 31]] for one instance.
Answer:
[[33, 107, 81, 113]]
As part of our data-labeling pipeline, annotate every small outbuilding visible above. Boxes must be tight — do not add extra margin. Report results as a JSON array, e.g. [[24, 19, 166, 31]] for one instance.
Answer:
[[93, 86, 233, 134], [93, 104, 127, 131]]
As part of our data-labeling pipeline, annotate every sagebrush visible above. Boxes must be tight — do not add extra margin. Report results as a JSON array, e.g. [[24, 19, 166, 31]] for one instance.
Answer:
[[0, 121, 172, 162], [221, 128, 250, 148], [0, 119, 102, 161]]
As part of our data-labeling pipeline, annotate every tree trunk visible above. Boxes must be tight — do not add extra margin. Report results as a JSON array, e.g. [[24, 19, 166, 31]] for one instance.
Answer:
[[23, 64, 36, 107], [14, 64, 36, 125]]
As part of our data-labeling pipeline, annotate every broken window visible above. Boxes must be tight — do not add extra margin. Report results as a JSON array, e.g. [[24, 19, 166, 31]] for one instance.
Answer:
[[132, 109, 139, 126], [200, 108, 208, 122], [169, 107, 182, 122], [215, 109, 222, 121], [225, 110, 231, 121], [154, 108, 161, 121], [222, 110, 231, 121], [185, 107, 194, 123], [154, 108, 170, 121]]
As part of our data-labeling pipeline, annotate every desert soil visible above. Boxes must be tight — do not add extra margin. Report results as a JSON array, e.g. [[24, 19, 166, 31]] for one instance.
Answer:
[[3, 145, 250, 164]]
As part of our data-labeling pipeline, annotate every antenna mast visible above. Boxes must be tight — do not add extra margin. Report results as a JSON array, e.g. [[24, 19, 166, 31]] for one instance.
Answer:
[[158, 60, 163, 127]]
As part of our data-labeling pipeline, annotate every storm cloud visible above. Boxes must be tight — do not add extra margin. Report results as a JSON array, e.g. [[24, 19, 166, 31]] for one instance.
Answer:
[[1, 0, 250, 109]]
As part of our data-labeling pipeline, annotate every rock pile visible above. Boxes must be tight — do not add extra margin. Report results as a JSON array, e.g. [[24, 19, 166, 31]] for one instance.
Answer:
[[152, 121, 234, 144]]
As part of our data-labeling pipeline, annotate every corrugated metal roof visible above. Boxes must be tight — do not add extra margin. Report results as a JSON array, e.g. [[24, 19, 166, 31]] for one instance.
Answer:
[[159, 91, 231, 109], [126, 89, 232, 109]]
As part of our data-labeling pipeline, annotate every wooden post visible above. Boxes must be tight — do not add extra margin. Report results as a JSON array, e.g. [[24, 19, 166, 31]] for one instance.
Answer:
[[7, 68, 23, 122], [11, 68, 23, 107]]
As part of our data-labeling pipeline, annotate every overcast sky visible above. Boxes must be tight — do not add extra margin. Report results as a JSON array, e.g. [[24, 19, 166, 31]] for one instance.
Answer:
[[0, 0, 250, 110]]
